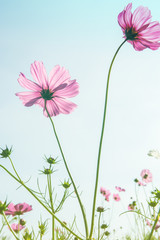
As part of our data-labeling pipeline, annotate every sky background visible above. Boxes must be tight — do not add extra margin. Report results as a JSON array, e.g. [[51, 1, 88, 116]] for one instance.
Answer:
[[1, 0, 160, 239]]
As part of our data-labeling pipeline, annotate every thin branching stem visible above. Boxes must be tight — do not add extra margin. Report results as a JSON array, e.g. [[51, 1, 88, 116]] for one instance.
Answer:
[[0, 164, 83, 240]]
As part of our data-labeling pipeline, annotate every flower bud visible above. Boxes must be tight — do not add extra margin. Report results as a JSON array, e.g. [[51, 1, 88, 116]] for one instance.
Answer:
[[42, 168, 53, 175], [62, 180, 71, 189], [0, 200, 8, 214], [20, 219, 26, 226], [104, 231, 110, 236], [46, 156, 57, 165], [134, 178, 138, 183], [38, 219, 48, 236], [0, 146, 12, 158], [148, 200, 158, 207], [101, 224, 108, 229], [96, 206, 104, 213]]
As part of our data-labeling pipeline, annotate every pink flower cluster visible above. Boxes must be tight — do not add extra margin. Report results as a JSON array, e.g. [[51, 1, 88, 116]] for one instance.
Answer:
[[128, 169, 153, 211], [5, 202, 32, 233], [100, 186, 126, 202]]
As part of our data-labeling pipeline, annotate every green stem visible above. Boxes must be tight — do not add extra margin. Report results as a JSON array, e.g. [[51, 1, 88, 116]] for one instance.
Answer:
[[0, 164, 82, 240], [8, 156, 21, 181], [47, 174, 55, 240], [45, 102, 89, 239], [148, 208, 160, 240], [89, 39, 127, 239], [135, 183, 143, 239], [0, 218, 5, 234], [98, 212, 101, 240], [2, 212, 20, 240], [100, 232, 105, 240]]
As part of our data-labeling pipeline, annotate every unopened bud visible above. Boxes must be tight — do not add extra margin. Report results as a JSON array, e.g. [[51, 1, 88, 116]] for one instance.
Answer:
[[96, 206, 104, 213]]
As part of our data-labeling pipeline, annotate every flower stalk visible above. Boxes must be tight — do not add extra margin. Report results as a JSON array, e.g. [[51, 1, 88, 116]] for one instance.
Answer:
[[45, 101, 89, 239], [148, 208, 160, 240], [89, 39, 127, 239], [47, 174, 55, 240], [2, 212, 20, 240]]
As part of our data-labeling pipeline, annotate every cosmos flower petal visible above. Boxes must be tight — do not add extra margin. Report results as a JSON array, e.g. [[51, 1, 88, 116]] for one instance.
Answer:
[[11, 223, 25, 232], [124, 3, 133, 28], [132, 40, 148, 51], [43, 100, 60, 117], [54, 80, 79, 98], [139, 39, 160, 50], [54, 97, 77, 114], [49, 65, 71, 90], [132, 6, 152, 30], [118, 11, 127, 30], [141, 22, 160, 40], [18, 73, 41, 91], [16, 92, 42, 107], [5, 203, 15, 215], [30, 61, 48, 88]]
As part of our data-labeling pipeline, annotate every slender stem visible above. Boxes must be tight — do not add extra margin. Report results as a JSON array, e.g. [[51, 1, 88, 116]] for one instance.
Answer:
[[100, 232, 105, 240], [98, 212, 101, 240], [89, 39, 127, 239], [148, 208, 160, 240], [45, 102, 89, 238], [0, 164, 82, 240], [47, 174, 55, 240], [8, 156, 21, 181], [135, 183, 143, 239], [2, 212, 20, 240]]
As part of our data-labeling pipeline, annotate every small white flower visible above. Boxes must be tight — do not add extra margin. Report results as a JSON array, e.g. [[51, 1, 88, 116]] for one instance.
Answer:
[[148, 150, 160, 159]]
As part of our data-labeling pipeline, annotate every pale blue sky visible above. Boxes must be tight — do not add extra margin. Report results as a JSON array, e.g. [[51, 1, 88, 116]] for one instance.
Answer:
[[1, 0, 160, 239]]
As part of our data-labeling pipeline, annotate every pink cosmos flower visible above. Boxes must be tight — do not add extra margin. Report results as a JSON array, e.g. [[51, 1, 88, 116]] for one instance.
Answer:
[[137, 181, 146, 186], [105, 190, 111, 202], [128, 200, 136, 211], [16, 61, 79, 117], [113, 193, 120, 202], [5, 203, 32, 216], [128, 204, 134, 211], [118, 3, 160, 51], [140, 169, 152, 183], [10, 223, 25, 233], [115, 186, 125, 192], [100, 187, 107, 195]]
